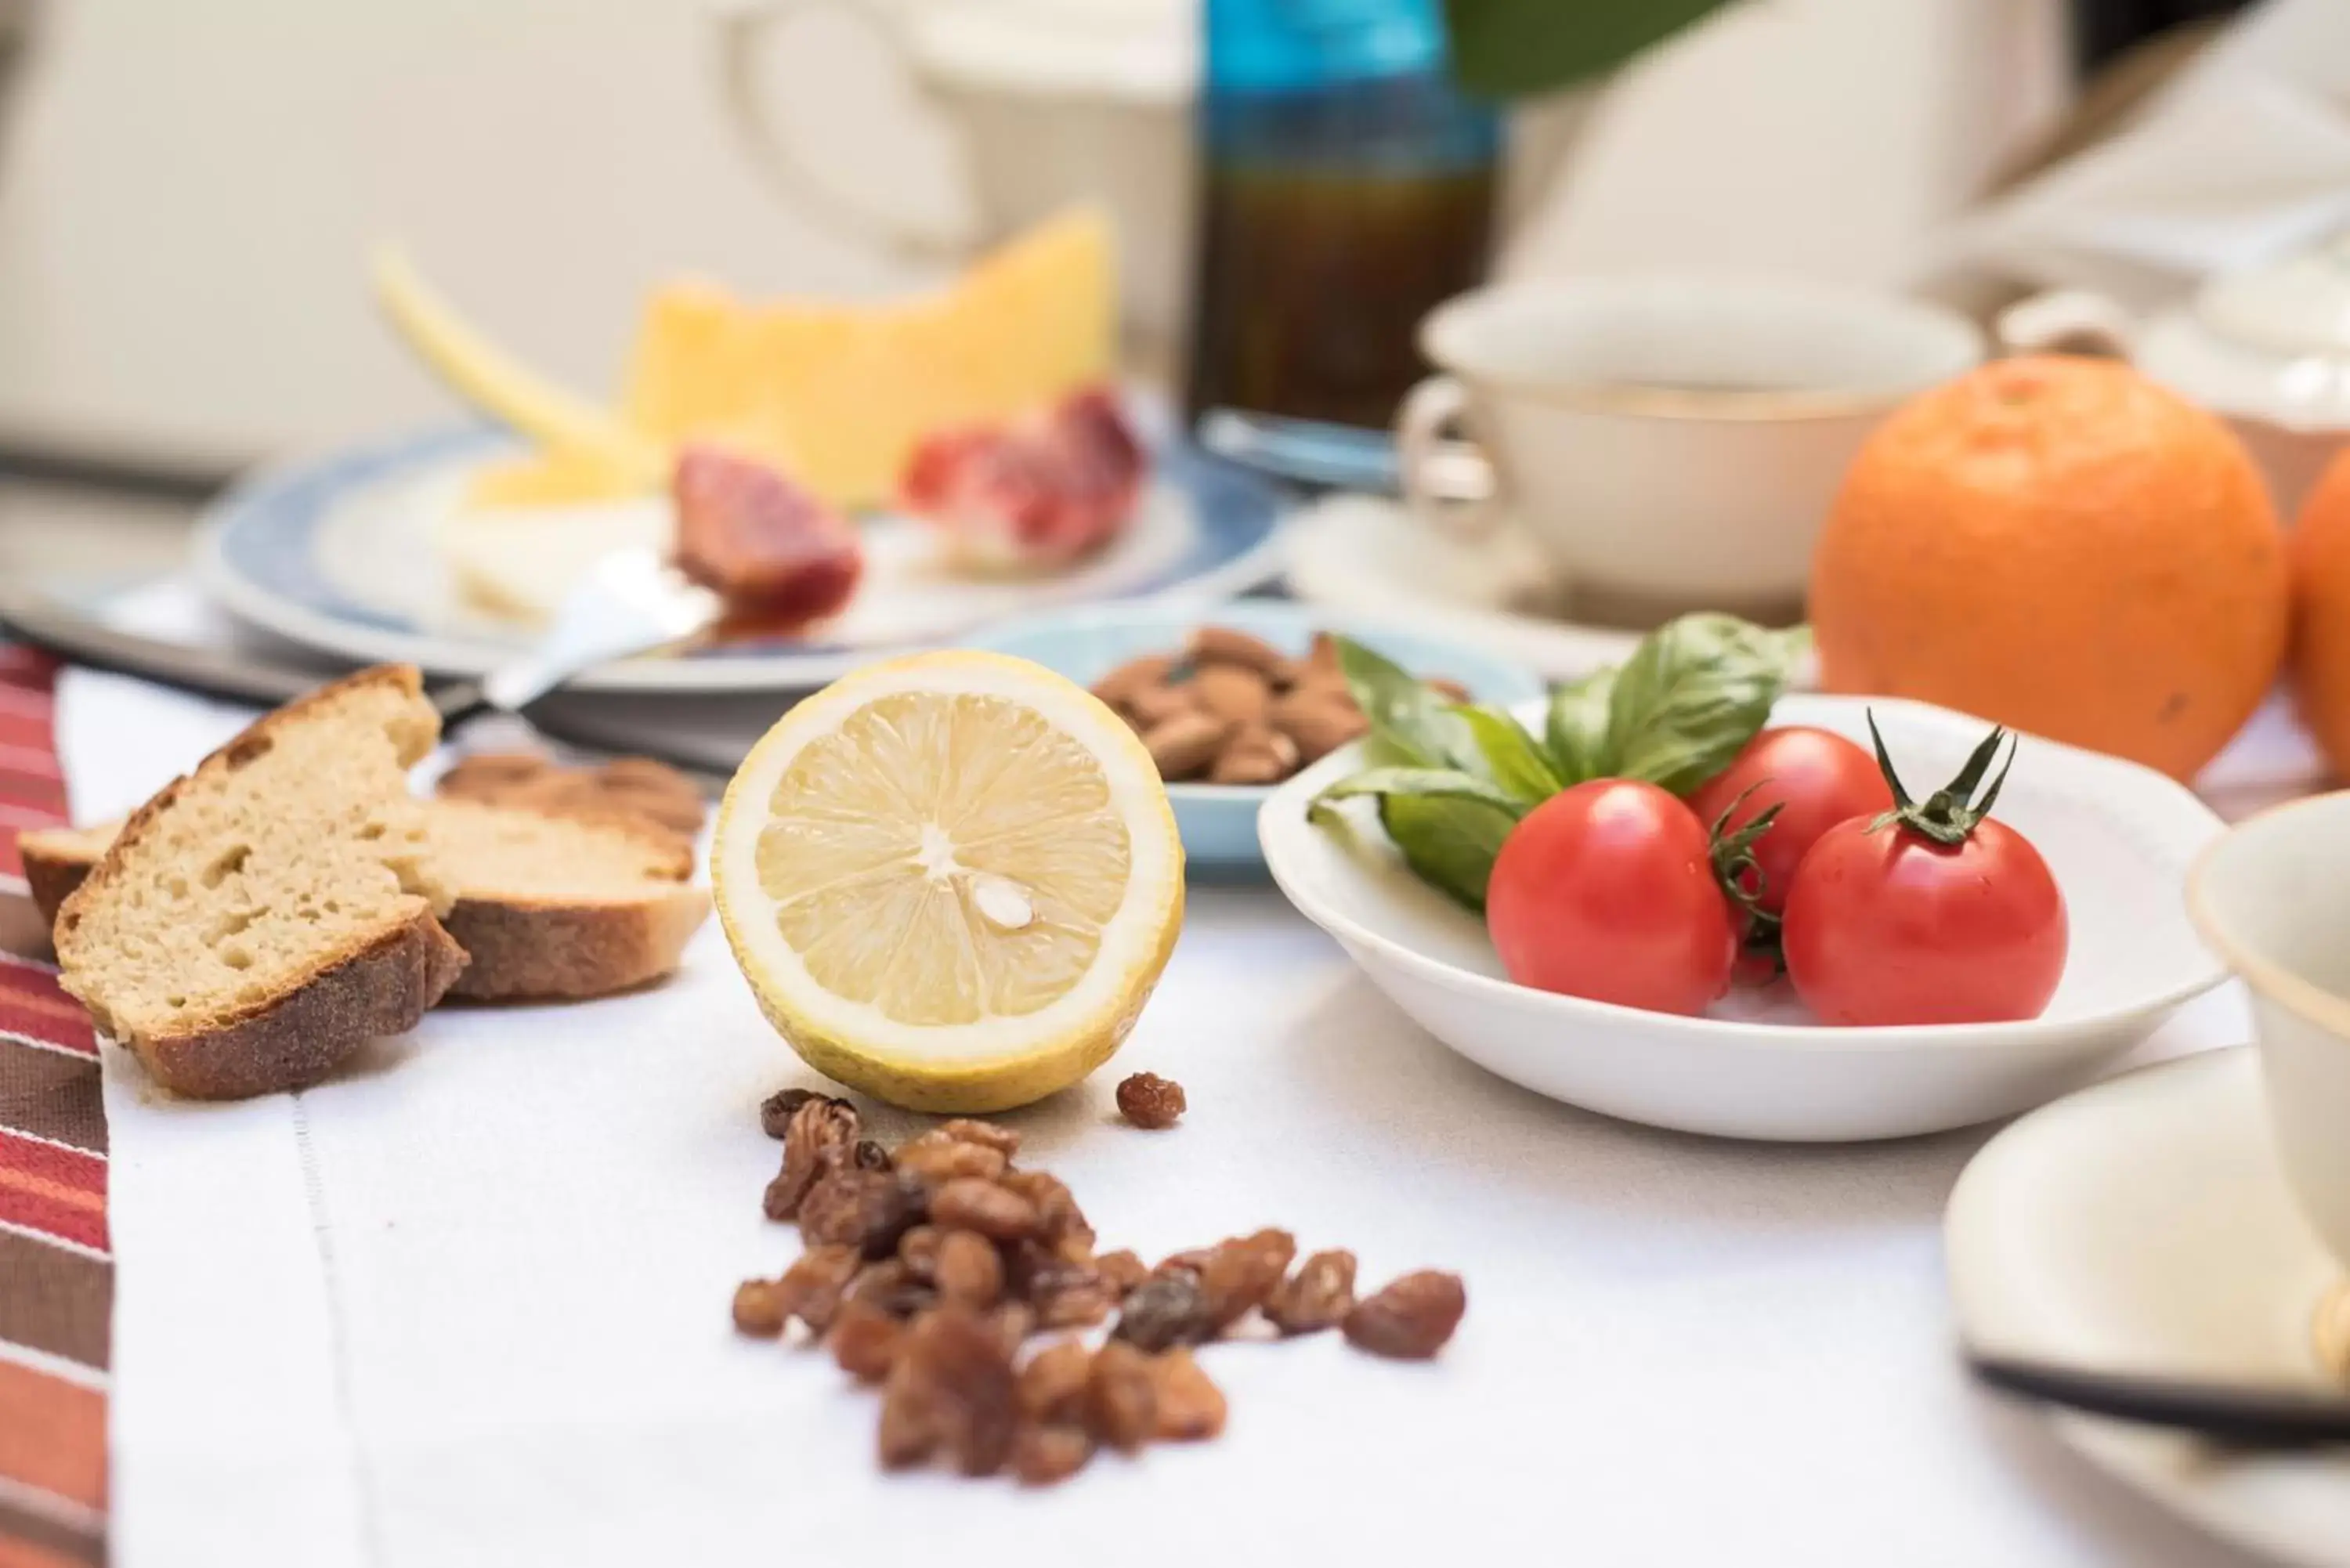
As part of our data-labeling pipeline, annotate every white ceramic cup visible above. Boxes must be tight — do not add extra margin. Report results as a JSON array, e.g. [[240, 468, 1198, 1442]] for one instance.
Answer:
[[713, 0, 1195, 350], [1396, 277, 1984, 617], [2189, 790, 2350, 1274]]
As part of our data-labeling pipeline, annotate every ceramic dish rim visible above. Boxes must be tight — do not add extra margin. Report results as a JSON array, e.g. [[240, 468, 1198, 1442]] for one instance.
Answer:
[[1941, 1045, 2350, 1568], [190, 424, 1293, 694], [2186, 788, 2350, 1042], [1260, 691, 2229, 1054]]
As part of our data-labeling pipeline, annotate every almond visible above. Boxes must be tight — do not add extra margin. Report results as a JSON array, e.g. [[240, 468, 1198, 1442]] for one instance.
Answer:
[[1090, 654, 1175, 712], [1271, 688, 1369, 763], [1191, 663, 1272, 728], [1186, 626, 1289, 681], [1126, 681, 1195, 730], [1208, 725, 1300, 785], [1143, 711, 1232, 781]]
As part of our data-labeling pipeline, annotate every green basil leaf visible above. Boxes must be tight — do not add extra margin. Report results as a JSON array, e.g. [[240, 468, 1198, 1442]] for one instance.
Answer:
[[1544, 667, 1618, 783], [1452, 703, 1562, 803], [1335, 637, 1481, 775], [1603, 614, 1806, 796], [1311, 766, 1529, 822], [1443, 0, 1738, 99], [1379, 793, 1515, 912]]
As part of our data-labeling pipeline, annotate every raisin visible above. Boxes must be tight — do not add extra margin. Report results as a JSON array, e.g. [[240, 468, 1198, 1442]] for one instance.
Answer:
[[732, 1278, 789, 1338], [765, 1097, 859, 1220], [1198, 1228, 1295, 1330], [758, 1086, 819, 1139], [1343, 1270, 1466, 1360], [1035, 1280, 1116, 1331], [894, 1135, 1009, 1186], [799, 1170, 927, 1259], [1115, 1071, 1186, 1129], [1084, 1339, 1158, 1453], [898, 1306, 1019, 1476], [938, 1118, 1021, 1156], [1012, 1422, 1094, 1486], [1001, 1171, 1093, 1260], [846, 1259, 937, 1320], [935, 1229, 1005, 1309], [897, 1225, 943, 1281], [1265, 1249, 1356, 1336], [989, 1302, 1036, 1355], [773, 1244, 862, 1334], [853, 1139, 892, 1172], [1156, 1248, 1213, 1277], [929, 1177, 1041, 1241], [1115, 1269, 1216, 1353], [830, 1299, 903, 1384], [1148, 1349, 1227, 1440], [1094, 1248, 1148, 1295], [877, 1358, 938, 1469], [1017, 1338, 1093, 1424]]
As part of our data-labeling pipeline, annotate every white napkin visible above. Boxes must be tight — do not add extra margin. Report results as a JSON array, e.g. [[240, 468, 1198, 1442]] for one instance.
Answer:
[[68, 667, 2262, 1568], [1931, 0, 2350, 310]]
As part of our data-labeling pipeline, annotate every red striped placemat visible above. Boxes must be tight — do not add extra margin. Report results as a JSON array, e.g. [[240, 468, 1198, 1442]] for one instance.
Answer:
[[0, 645, 107, 1568]]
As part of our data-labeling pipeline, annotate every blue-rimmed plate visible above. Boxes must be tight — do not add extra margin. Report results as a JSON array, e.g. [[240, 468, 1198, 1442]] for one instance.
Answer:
[[964, 600, 1545, 875], [193, 424, 1291, 694]]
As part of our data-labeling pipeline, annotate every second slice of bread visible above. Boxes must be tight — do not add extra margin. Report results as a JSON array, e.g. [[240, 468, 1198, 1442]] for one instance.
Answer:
[[27, 798, 709, 1003], [51, 666, 465, 1100], [419, 799, 709, 999]]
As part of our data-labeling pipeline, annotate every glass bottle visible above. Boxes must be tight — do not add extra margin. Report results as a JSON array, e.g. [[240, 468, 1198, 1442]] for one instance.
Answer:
[[1185, 0, 1499, 465]]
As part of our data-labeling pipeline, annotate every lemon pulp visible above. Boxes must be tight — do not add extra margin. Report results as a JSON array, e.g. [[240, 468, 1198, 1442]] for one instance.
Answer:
[[757, 691, 1131, 1025]]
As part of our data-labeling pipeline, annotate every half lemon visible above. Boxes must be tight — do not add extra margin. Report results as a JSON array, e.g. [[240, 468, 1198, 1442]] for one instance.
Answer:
[[711, 651, 1184, 1111]]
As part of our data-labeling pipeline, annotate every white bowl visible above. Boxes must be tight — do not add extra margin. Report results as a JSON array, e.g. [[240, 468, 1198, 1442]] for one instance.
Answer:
[[1258, 692, 2229, 1141]]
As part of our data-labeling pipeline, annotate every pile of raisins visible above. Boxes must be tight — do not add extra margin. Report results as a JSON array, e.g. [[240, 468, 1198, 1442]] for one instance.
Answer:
[[736, 1087, 1466, 1485]]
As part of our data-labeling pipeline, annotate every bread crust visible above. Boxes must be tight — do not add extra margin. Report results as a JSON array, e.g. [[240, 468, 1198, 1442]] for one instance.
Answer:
[[134, 912, 468, 1099], [53, 665, 465, 1099], [445, 884, 710, 999], [19, 829, 93, 931]]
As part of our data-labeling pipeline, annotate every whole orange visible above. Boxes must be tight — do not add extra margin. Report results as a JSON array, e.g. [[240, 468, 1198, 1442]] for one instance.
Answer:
[[1810, 356, 2287, 780], [2289, 446, 2350, 777]]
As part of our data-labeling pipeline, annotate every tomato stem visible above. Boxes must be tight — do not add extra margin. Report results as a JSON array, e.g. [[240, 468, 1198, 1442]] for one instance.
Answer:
[[1707, 780, 1782, 922], [1865, 711, 2016, 847]]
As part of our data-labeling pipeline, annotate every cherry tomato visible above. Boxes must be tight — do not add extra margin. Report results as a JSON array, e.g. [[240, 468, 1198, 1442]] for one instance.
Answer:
[[1781, 722, 2067, 1027], [1486, 779, 1737, 1016], [1687, 727, 1893, 916]]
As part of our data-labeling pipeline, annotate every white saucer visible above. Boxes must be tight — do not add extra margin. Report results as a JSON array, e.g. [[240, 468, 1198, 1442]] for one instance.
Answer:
[[1947, 1046, 2350, 1567], [1282, 492, 1816, 682]]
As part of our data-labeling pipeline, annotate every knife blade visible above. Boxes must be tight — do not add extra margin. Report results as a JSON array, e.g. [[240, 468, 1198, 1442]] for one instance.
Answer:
[[0, 581, 736, 789]]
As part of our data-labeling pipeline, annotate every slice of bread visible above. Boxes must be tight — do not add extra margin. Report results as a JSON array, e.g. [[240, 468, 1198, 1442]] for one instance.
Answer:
[[28, 800, 709, 1004], [18, 822, 114, 939], [52, 666, 465, 1100], [420, 799, 709, 999]]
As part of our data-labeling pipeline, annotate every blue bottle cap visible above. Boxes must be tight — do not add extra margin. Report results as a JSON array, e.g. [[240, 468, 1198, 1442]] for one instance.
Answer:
[[1206, 0, 1456, 92]]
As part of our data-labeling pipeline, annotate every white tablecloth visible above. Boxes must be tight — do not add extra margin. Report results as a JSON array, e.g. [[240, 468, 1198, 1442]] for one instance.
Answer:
[[60, 661, 2280, 1568]]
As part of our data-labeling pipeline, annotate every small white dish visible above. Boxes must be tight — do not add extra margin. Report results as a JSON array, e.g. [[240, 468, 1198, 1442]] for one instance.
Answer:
[[1947, 1046, 2350, 1568], [1257, 692, 2228, 1141], [963, 600, 1542, 874], [1282, 491, 1818, 684]]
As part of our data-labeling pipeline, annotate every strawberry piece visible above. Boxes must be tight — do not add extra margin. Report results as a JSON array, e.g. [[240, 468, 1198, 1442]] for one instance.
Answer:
[[672, 446, 863, 630], [900, 386, 1145, 569]]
